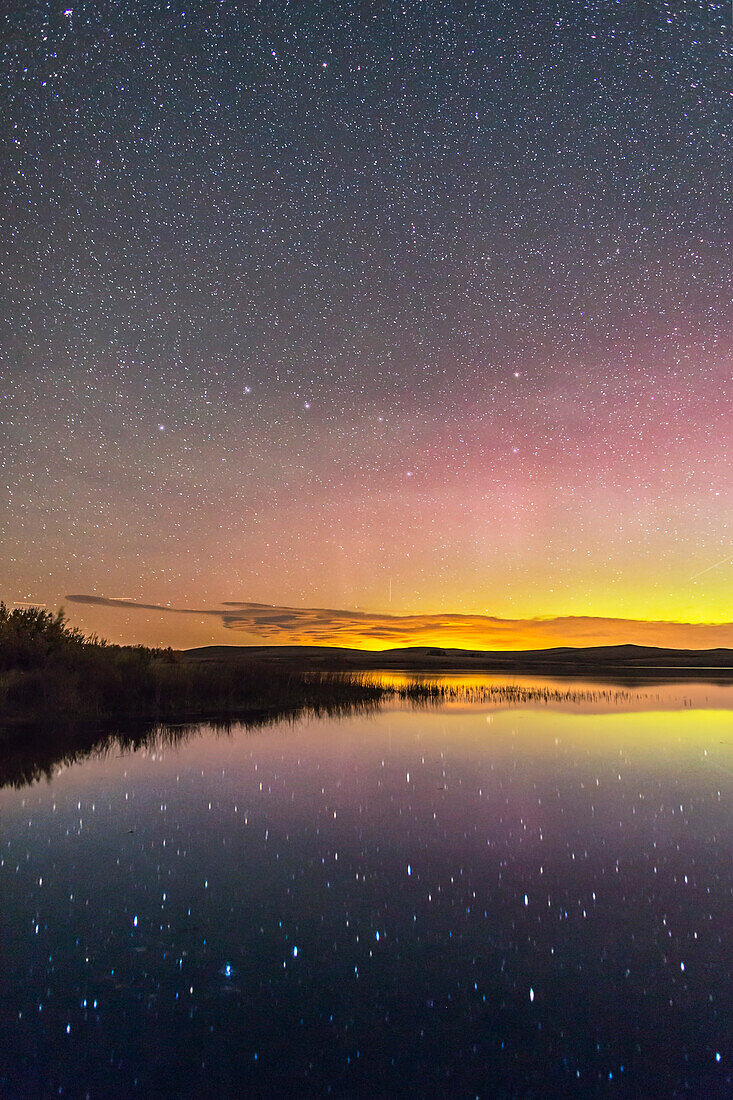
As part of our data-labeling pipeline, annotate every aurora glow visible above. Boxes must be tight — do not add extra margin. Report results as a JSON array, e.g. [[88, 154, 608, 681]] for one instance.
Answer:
[[2, 1, 731, 650]]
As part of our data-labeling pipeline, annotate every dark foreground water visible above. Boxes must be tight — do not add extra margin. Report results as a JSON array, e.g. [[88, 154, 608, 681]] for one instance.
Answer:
[[1, 678, 732, 1098]]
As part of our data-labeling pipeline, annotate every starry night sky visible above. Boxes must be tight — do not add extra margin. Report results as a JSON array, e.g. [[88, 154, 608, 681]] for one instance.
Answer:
[[2, 0, 732, 649]]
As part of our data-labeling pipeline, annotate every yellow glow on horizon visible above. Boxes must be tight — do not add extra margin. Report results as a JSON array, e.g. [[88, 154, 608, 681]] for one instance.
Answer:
[[60, 595, 733, 652]]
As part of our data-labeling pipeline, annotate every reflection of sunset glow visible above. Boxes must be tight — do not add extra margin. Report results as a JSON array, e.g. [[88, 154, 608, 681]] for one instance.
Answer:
[[28, 690, 733, 797], [3, 686, 730, 1096], [370, 673, 733, 715]]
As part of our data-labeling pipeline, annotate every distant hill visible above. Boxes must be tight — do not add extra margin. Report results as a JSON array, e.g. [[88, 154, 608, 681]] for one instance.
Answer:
[[182, 643, 733, 678]]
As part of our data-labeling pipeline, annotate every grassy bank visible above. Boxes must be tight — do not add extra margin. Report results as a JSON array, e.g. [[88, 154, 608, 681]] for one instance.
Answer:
[[0, 605, 405, 724]]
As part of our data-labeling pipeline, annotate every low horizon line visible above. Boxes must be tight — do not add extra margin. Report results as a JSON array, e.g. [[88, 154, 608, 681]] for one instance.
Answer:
[[59, 594, 733, 652]]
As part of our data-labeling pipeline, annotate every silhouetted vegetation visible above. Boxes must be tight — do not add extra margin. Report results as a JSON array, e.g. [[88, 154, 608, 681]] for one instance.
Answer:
[[0, 603, 89, 669], [0, 603, 400, 724]]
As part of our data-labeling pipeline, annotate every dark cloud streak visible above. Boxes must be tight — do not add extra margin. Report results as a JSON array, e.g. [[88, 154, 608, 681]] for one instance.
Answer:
[[65, 595, 733, 650]]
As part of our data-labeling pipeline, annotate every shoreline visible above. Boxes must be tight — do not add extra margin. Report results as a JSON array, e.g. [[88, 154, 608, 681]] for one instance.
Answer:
[[181, 643, 733, 684]]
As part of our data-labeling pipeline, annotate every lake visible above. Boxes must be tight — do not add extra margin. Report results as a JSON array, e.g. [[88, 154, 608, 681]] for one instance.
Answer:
[[1, 677, 731, 1097]]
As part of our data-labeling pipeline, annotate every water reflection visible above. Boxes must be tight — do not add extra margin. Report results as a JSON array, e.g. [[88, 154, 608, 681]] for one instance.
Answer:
[[1, 678, 731, 1097]]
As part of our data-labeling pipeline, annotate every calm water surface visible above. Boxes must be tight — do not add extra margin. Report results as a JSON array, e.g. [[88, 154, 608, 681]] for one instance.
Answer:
[[2, 678, 732, 1097]]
